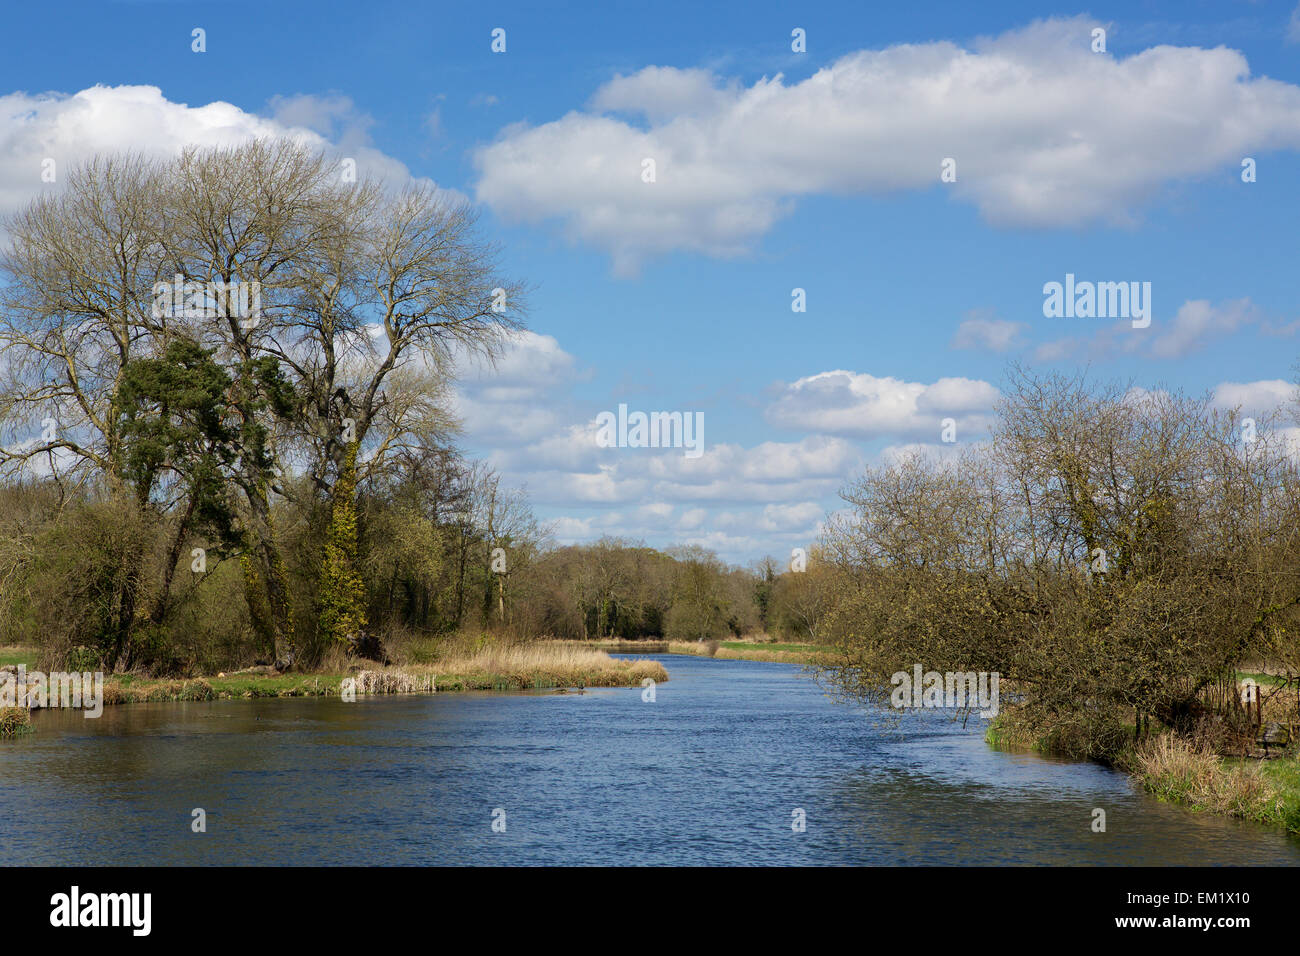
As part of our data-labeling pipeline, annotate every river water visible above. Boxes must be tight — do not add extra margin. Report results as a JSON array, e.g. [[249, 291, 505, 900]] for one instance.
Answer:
[[2, 653, 1298, 865]]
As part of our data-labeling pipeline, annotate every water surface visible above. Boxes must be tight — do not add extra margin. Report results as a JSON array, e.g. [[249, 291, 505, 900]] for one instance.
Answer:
[[2, 653, 1297, 865]]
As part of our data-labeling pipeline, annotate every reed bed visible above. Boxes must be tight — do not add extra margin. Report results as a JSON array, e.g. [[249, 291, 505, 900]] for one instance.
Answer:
[[419, 643, 667, 691]]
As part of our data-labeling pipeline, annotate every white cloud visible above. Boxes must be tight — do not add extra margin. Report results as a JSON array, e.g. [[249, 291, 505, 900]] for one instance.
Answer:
[[1032, 336, 1086, 363], [498, 432, 859, 506], [951, 315, 1026, 352], [266, 92, 373, 145], [1149, 298, 1257, 359], [753, 501, 824, 531], [590, 67, 738, 123], [450, 331, 583, 446], [764, 370, 999, 440], [475, 17, 1300, 272], [1034, 298, 1260, 362], [0, 84, 435, 221], [1211, 379, 1293, 417]]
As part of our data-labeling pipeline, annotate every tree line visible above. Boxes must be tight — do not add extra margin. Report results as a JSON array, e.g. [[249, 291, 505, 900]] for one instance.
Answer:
[[0, 140, 825, 676]]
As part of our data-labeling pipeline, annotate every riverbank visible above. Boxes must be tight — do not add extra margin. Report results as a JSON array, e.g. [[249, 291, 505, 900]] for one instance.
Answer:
[[987, 694, 1300, 836], [1131, 735, 1300, 835], [0, 643, 667, 713], [571, 638, 830, 665]]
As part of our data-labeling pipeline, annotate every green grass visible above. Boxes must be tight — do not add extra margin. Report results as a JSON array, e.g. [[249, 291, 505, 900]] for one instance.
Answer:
[[1236, 670, 1290, 687], [1223, 756, 1300, 834], [0, 646, 38, 668]]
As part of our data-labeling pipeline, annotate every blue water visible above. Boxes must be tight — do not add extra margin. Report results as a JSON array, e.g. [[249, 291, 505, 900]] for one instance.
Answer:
[[2, 653, 1298, 865]]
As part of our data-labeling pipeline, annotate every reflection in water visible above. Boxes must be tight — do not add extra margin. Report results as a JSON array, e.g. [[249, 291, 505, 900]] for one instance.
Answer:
[[1, 654, 1297, 865]]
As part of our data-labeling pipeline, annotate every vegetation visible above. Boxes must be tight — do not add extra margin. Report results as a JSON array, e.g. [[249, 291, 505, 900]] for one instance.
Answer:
[[0, 141, 523, 674], [1133, 735, 1300, 834], [4, 141, 1295, 834], [0, 638, 663, 711], [0, 707, 31, 737], [809, 369, 1300, 759]]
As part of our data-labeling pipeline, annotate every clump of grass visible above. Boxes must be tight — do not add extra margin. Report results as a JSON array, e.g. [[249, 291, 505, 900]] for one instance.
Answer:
[[101, 678, 218, 704], [354, 670, 438, 695], [0, 706, 31, 737], [666, 640, 720, 657], [716, 644, 828, 664], [723, 641, 820, 653], [1134, 734, 1300, 833], [984, 713, 1043, 752], [425, 643, 667, 691]]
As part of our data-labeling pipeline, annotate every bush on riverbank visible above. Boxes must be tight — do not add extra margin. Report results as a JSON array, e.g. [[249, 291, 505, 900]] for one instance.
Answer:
[[813, 370, 1300, 774]]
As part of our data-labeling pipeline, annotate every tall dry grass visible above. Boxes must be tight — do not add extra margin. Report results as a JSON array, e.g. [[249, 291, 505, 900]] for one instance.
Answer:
[[424, 642, 667, 689], [1134, 734, 1287, 826], [343, 638, 669, 691]]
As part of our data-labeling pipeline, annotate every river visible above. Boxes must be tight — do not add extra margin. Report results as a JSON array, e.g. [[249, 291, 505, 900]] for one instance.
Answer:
[[2, 653, 1298, 865]]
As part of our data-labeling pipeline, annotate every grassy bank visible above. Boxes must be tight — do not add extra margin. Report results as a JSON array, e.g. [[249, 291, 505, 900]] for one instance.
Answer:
[[571, 638, 829, 665], [2, 642, 667, 714], [1132, 735, 1300, 835], [987, 702, 1300, 836]]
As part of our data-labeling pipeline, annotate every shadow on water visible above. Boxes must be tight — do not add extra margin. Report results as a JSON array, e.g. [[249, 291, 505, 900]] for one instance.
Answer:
[[1, 653, 1297, 865]]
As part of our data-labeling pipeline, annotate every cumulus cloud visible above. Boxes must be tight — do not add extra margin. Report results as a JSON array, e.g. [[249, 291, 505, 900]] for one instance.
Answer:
[[1211, 379, 1294, 417], [545, 503, 825, 560], [0, 84, 430, 221], [764, 370, 999, 440], [450, 331, 584, 446], [495, 431, 859, 505], [266, 92, 373, 143], [589, 66, 738, 123], [474, 16, 1300, 272]]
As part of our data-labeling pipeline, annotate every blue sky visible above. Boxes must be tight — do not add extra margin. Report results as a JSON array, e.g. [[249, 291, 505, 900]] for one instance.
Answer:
[[4, 1, 1300, 563]]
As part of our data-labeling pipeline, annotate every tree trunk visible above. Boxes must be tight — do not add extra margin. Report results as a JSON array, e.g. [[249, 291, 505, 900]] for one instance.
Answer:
[[245, 482, 295, 670], [149, 494, 198, 625]]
